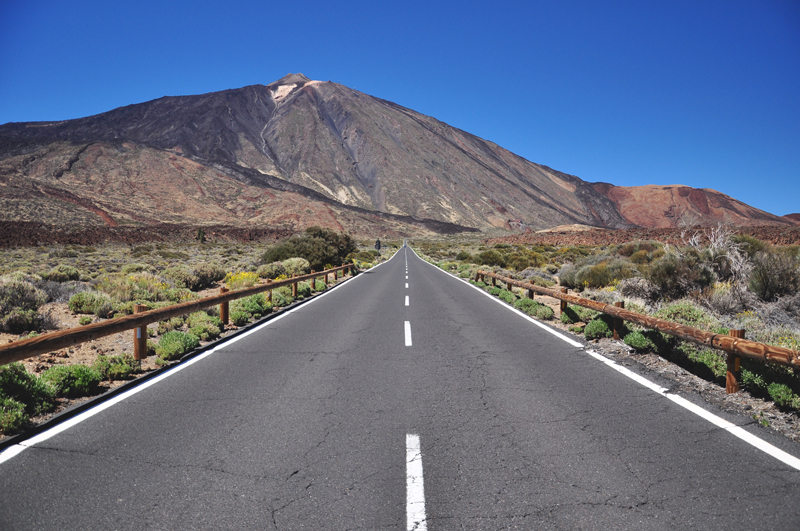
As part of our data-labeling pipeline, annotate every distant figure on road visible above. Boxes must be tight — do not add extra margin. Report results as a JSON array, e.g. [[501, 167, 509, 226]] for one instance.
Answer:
[[375, 238, 381, 251]]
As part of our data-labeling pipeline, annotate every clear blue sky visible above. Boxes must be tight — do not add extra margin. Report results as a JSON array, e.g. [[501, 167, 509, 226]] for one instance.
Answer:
[[2, 0, 798, 216]]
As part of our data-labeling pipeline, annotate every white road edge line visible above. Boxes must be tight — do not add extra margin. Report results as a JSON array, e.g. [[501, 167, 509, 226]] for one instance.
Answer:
[[407, 246, 800, 472], [406, 433, 428, 531], [405, 321, 412, 346], [0, 250, 403, 466]]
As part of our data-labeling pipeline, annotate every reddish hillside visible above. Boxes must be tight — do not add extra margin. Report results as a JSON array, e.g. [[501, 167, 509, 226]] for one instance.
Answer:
[[592, 184, 794, 229]]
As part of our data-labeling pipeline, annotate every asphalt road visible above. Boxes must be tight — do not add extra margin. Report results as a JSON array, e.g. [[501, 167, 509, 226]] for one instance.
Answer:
[[2, 246, 800, 530]]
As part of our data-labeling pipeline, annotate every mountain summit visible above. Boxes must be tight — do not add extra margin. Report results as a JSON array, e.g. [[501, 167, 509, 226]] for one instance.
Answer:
[[0, 74, 794, 237]]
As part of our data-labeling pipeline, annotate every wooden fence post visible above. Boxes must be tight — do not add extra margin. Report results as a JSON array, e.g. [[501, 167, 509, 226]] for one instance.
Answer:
[[324, 270, 329, 286], [292, 274, 298, 298], [133, 304, 147, 361], [527, 288, 534, 300], [266, 279, 272, 302], [492, 276, 497, 287], [613, 301, 625, 340], [560, 288, 568, 316], [219, 287, 229, 325], [727, 329, 745, 393]]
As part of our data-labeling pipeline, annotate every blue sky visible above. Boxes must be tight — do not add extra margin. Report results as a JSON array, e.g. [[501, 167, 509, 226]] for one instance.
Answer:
[[1, 0, 798, 216]]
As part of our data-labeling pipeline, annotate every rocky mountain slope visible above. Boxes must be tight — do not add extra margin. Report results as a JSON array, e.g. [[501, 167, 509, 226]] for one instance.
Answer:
[[0, 73, 794, 239]]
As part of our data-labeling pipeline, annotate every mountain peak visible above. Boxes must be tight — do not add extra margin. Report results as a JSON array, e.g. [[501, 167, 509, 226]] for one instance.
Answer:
[[270, 73, 312, 87]]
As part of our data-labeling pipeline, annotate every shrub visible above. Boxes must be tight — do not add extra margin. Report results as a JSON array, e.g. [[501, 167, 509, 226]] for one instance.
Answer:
[[646, 250, 715, 300], [120, 263, 153, 274], [585, 318, 612, 340], [68, 291, 115, 318], [186, 312, 223, 341], [78, 316, 93, 326], [748, 251, 800, 302], [1, 309, 44, 333], [231, 293, 271, 320], [560, 304, 600, 324], [654, 300, 718, 330], [0, 363, 55, 418], [263, 227, 357, 271], [43, 265, 80, 282], [40, 364, 102, 398], [92, 354, 139, 380], [94, 272, 190, 303], [282, 257, 311, 277], [224, 271, 259, 290], [731, 234, 767, 258], [489, 286, 502, 296], [559, 258, 637, 290], [455, 251, 472, 261], [0, 276, 48, 316], [767, 382, 795, 408], [514, 298, 554, 320], [313, 279, 326, 291], [230, 310, 251, 326], [257, 261, 286, 280], [163, 265, 200, 290], [156, 331, 200, 362], [476, 250, 505, 267], [0, 396, 27, 434], [296, 281, 312, 299], [623, 330, 656, 352], [193, 262, 226, 289]]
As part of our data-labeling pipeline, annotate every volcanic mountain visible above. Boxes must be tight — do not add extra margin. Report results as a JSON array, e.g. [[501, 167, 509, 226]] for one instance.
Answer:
[[0, 73, 794, 241]]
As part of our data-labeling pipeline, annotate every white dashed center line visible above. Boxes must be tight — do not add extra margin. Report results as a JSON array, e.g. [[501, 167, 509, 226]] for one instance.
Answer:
[[406, 434, 427, 530], [405, 296, 409, 306], [405, 283, 408, 288], [405, 321, 412, 346]]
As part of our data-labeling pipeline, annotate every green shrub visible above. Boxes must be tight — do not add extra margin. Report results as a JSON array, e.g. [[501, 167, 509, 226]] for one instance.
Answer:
[[455, 251, 472, 261], [231, 293, 271, 320], [163, 265, 201, 290], [78, 316, 93, 326], [654, 300, 718, 330], [193, 262, 226, 289], [44, 265, 80, 282], [120, 263, 153, 274], [476, 250, 505, 267], [731, 234, 767, 258], [585, 318, 612, 340], [0, 363, 55, 418], [68, 291, 115, 318], [156, 331, 200, 362], [748, 251, 800, 302], [40, 364, 102, 399], [0, 396, 27, 434], [646, 250, 715, 300], [92, 354, 139, 380], [498, 289, 516, 303], [257, 261, 286, 280], [489, 286, 502, 296], [560, 304, 600, 325], [1, 309, 44, 333], [559, 259, 637, 290], [296, 281, 312, 299], [186, 312, 223, 341], [0, 276, 48, 316], [514, 298, 554, 320], [263, 227, 357, 271], [230, 310, 251, 326], [767, 382, 795, 408], [94, 272, 190, 303], [282, 257, 311, 277], [623, 330, 656, 352], [313, 279, 326, 291]]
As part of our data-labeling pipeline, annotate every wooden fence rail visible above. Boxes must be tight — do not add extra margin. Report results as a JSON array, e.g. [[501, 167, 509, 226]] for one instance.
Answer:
[[476, 270, 800, 377], [0, 265, 353, 367]]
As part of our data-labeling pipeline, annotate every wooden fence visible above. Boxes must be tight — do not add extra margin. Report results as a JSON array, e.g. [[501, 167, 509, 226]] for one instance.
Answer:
[[476, 270, 800, 393], [0, 265, 353, 367]]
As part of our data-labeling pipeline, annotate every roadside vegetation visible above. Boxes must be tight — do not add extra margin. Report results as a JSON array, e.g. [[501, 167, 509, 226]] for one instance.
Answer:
[[0, 227, 397, 436], [416, 226, 800, 415]]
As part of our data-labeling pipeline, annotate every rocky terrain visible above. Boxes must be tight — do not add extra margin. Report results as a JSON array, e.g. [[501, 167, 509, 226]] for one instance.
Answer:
[[1, 73, 795, 240]]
